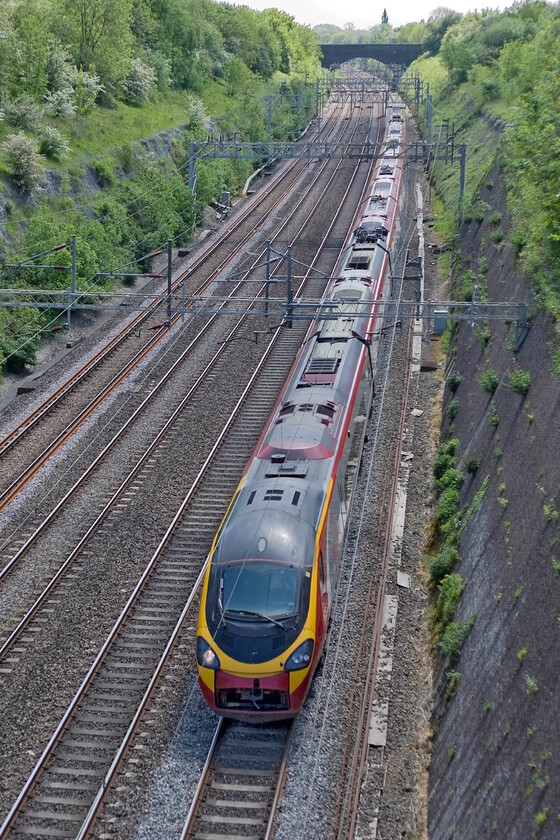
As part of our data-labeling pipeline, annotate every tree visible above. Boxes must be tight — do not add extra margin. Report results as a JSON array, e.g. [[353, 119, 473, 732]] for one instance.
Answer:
[[223, 55, 252, 97], [381, 9, 389, 25], [423, 10, 462, 54], [7, 0, 50, 98], [52, 0, 133, 87], [148, 0, 201, 89], [2, 133, 45, 193]]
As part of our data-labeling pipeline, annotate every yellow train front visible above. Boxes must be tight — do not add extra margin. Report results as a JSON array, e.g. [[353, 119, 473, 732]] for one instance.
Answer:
[[196, 476, 328, 720]]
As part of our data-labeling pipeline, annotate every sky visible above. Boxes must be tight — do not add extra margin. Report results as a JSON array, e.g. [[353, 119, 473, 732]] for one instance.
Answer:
[[246, 0, 515, 30]]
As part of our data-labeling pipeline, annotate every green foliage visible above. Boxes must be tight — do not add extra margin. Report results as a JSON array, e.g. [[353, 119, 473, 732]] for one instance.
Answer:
[[72, 68, 104, 114], [508, 368, 531, 395], [0, 307, 43, 372], [436, 572, 466, 628], [404, 3, 560, 364], [52, 0, 134, 86], [475, 325, 491, 347], [436, 486, 461, 528], [533, 808, 548, 828], [429, 545, 460, 585], [479, 368, 499, 394], [91, 155, 116, 187], [446, 369, 463, 392], [439, 615, 476, 663], [433, 438, 459, 479], [2, 132, 45, 192], [446, 396, 459, 420], [436, 468, 465, 494], [124, 58, 157, 104], [3, 95, 42, 131], [489, 406, 501, 427], [524, 674, 538, 694], [471, 201, 490, 223], [465, 456, 481, 475], [37, 125, 71, 158], [490, 227, 504, 244], [543, 503, 558, 522]]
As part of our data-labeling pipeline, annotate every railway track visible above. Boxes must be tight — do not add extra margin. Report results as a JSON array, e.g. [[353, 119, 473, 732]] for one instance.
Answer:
[[180, 719, 293, 840], [0, 89, 388, 838], [0, 95, 374, 598], [333, 273, 416, 840], [0, 98, 351, 514], [0, 305, 306, 839]]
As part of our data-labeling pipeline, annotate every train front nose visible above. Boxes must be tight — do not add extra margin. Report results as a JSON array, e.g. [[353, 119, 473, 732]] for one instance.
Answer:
[[215, 671, 290, 713]]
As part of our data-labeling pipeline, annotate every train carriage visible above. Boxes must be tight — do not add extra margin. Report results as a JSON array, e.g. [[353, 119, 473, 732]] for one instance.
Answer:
[[197, 100, 406, 720]]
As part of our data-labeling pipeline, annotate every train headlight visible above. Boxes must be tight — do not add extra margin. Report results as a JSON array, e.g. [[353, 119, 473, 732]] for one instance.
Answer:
[[284, 639, 314, 671], [197, 637, 220, 670]]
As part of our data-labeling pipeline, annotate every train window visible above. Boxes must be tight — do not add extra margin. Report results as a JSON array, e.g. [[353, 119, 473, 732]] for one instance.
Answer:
[[222, 562, 300, 619], [316, 405, 335, 419], [279, 404, 295, 416]]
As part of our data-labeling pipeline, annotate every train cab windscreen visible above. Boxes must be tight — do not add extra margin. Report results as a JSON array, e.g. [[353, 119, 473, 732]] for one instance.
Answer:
[[221, 561, 300, 620]]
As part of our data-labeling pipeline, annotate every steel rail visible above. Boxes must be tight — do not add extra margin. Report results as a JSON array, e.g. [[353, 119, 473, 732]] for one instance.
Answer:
[[0, 102, 344, 470], [0, 97, 360, 584], [0, 92, 372, 652], [0, 255, 306, 836], [344, 302, 415, 840], [0, 91, 387, 838]]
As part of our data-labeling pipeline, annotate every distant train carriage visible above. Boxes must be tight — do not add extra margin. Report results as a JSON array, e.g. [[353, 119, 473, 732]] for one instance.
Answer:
[[196, 98, 406, 720]]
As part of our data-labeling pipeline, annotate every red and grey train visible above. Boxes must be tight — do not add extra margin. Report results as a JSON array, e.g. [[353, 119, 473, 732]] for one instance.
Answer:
[[196, 100, 406, 720]]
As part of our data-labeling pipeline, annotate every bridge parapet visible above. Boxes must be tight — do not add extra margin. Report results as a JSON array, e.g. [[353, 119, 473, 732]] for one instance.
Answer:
[[320, 43, 423, 68]]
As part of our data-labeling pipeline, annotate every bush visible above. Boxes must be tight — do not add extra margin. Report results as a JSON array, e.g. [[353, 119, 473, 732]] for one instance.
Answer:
[[437, 468, 465, 493], [436, 486, 460, 527], [124, 59, 157, 104], [434, 452, 454, 479], [446, 370, 463, 392], [91, 156, 116, 187], [436, 572, 466, 627], [72, 68, 104, 114], [439, 616, 475, 662], [433, 439, 459, 479], [479, 368, 499, 393], [465, 456, 481, 475], [508, 368, 531, 395], [4, 96, 42, 131], [44, 88, 76, 118], [37, 126, 71, 159], [475, 325, 491, 347], [2, 133, 45, 193], [429, 545, 460, 584], [446, 396, 460, 420]]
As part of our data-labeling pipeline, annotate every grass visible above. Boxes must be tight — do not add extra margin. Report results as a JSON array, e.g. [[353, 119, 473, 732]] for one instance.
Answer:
[[0, 75, 279, 182], [524, 674, 538, 694]]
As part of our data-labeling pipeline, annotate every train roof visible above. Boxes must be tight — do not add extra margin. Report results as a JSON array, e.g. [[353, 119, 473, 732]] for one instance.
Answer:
[[212, 480, 324, 569]]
